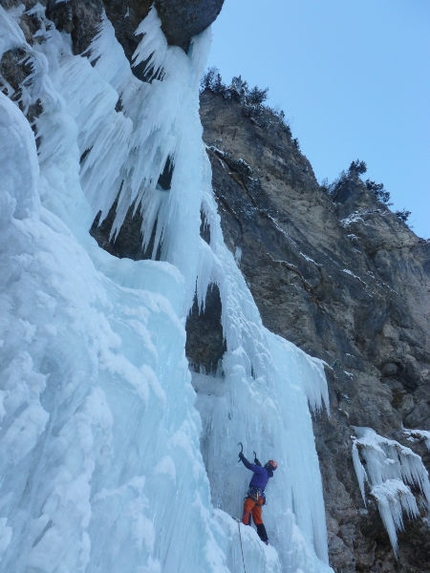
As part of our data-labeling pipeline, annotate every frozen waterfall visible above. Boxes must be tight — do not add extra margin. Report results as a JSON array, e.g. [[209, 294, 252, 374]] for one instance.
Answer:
[[0, 5, 333, 572]]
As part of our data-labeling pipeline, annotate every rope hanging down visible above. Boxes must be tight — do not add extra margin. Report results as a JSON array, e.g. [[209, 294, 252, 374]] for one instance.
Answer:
[[236, 518, 248, 573]]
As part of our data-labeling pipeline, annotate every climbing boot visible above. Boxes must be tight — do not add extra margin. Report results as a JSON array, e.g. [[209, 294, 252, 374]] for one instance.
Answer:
[[256, 523, 269, 544]]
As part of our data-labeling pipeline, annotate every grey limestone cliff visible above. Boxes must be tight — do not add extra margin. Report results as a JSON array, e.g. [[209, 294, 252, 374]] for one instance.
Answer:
[[198, 87, 430, 573]]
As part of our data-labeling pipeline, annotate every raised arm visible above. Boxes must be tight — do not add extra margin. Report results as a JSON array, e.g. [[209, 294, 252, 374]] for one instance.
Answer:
[[239, 452, 263, 472]]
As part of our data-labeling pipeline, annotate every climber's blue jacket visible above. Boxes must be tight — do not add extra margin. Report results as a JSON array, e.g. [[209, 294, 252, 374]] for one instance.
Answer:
[[239, 453, 273, 491]]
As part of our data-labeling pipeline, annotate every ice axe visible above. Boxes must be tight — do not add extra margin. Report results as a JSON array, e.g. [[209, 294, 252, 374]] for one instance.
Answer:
[[237, 442, 244, 462]]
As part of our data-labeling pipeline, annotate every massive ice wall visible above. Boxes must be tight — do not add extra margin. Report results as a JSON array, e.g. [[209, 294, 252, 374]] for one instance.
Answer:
[[0, 5, 333, 572]]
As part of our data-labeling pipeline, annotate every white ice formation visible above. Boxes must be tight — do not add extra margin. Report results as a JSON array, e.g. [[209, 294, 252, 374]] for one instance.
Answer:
[[352, 426, 430, 556]]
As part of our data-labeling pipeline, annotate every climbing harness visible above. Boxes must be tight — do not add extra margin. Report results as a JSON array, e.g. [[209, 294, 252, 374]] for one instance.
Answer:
[[246, 486, 266, 504], [236, 518, 248, 573]]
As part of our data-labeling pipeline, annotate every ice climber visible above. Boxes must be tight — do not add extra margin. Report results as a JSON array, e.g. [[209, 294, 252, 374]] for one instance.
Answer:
[[238, 444, 278, 544]]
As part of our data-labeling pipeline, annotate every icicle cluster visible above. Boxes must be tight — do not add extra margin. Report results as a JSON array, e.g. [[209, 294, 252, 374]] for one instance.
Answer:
[[352, 426, 430, 555], [404, 427, 430, 451]]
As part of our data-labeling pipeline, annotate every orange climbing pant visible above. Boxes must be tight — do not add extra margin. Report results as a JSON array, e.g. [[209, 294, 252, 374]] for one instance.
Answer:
[[242, 496, 264, 526]]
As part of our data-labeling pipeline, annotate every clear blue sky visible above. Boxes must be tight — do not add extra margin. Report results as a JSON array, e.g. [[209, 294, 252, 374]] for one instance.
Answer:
[[207, 0, 429, 239]]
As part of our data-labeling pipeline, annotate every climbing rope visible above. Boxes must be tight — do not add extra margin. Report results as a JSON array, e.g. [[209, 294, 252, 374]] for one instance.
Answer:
[[236, 518, 248, 573]]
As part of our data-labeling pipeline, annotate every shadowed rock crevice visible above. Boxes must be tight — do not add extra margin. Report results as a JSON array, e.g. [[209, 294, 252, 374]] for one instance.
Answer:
[[186, 284, 226, 374], [0, 47, 43, 124], [90, 199, 163, 261]]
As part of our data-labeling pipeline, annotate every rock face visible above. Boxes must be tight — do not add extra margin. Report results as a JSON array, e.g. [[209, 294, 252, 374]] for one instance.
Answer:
[[155, 0, 225, 51], [104, 0, 225, 64], [4, 0, 223, 67], [199, 88, 430, 572]]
